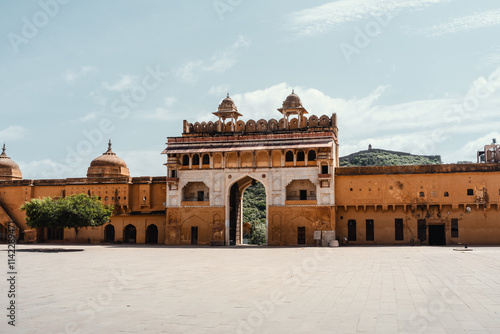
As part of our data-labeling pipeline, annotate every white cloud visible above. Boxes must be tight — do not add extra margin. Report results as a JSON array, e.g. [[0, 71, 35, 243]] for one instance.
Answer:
[[482, 53, 500, 67], [208, 84, 231, 96], [18, 159, 77, 179], [164, 97, 176, 107], [101, 75, 136, 91], [88, 90, 108, 106], [176, 61, 203, 84], [120, 149, 166, 177], [134, 96, 178, 121], [445, 132, 500, 163], [227, 83, 387, 122], [139, 108, 176, 121], [286, 0, 451, 37], [214, 66, 500, 163], [0, 126, 28, 142], [64, 66, 98, 84], [420, 8, 500, 37], [70, 111, 99, 123], [175, 36, 251, 83]]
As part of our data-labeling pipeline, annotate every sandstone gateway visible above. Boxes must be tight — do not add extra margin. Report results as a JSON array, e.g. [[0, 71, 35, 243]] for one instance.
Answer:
[[1, 92, 500, 245]]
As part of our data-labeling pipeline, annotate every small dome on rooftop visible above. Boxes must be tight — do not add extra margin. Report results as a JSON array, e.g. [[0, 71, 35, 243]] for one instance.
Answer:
[[279, 90, 307, 112], [217, 93, 238, 112], [87, 140, 129, 178], [285, 90, 301, 104], [0, 144, 22, 181]]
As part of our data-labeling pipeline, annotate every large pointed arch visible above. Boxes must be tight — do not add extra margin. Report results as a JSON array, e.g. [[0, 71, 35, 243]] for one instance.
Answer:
[[226, 174, 269, 246]]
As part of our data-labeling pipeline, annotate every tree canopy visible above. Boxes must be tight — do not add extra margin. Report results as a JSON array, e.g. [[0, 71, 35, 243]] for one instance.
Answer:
[[21, 194, 114, 233], [243, 182, 267, 245]]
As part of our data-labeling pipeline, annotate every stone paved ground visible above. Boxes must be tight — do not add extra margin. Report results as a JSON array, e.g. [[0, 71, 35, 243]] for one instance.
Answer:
[[1, 244, 500, 333]]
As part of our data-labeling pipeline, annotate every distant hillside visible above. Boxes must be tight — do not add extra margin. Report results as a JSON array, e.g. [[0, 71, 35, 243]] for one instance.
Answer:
[[340, 147, 441, 167]]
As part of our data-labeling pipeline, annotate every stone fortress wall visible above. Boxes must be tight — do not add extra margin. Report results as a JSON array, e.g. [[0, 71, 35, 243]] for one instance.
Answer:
[[1, 92, 500, 246]]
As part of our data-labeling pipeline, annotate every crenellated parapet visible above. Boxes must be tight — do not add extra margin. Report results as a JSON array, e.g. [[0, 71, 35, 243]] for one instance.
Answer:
[[182, 92, 338, 136], [183, 114, 337, 135]]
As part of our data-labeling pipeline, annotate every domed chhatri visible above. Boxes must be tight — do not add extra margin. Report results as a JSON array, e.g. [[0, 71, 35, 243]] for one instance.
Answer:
[[278, 90, 309, 128], [87, 140, 130, 178], [218, 93, 238, 112], [283, 89, 302, 107], [0, 144, 22, 181], [279, 89, 308, 114], [212, 93, 243, 132]]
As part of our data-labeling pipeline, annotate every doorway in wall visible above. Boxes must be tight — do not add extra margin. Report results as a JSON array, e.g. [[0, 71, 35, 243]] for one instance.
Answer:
[[418, 219, 427, 243], [105, 224, 115, 242], [191, 226, 198, 245], [229, 176, 267, 246], [348, 220, 357, 241], [123, 224, 136, 243], [242, 181, 266, 245], [297, 226, 306, 244], [146, 224, 158, 244], [429, 225, 446, 245]]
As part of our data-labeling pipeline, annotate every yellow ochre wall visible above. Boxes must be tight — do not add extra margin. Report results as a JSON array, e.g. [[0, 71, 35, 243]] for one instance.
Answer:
[[0, 178, 167, 244], [335, 164, 500, 245]]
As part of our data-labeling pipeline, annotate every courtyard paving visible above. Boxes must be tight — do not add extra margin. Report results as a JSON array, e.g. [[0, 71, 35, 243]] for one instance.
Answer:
[[1, 244, 500, 333]]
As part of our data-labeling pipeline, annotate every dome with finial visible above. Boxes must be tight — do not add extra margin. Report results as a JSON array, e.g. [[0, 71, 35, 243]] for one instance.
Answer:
[[278, 90, 308, 115], [282, 89, 303, 109], [87, 140, 129, 178], [0, 144, 22, 181], [213, 93, 243, 123], [218, 93, 238, 113]]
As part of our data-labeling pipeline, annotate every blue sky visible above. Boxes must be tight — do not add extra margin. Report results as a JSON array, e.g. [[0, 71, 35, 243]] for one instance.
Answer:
[[1, 0, 500, 179]]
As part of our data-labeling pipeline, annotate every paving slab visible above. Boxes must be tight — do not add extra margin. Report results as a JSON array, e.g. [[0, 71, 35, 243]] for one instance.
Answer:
[[1, 245, 500, 333]]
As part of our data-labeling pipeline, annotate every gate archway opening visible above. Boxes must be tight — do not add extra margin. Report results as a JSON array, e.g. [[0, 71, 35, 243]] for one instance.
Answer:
[[229, 176, 267, 246], [104, 224, 115, 243], [123, 224, 136, 244], [146, 224, 158, 244]]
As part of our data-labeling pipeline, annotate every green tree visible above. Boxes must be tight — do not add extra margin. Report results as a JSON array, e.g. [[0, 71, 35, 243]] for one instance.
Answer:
[[243, 182, 266, 226], [249, 222, 266, 245], [21, 194, 114, 235]]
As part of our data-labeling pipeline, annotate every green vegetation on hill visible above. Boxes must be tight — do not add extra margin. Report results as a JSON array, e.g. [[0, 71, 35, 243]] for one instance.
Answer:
[[242, 182, 266, 245], [340, 151, 441, 167]]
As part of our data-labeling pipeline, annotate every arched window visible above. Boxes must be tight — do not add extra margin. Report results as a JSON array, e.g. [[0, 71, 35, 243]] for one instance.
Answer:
[[182, 154, 189, 166], [285, 151, 294, 162], [297, 150, 305, 161], [192, 154, 200, 166], [202, 154, 210, 165], [308, 150, 316, 161]]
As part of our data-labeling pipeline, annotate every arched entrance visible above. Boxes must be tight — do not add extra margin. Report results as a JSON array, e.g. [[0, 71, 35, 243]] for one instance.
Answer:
[[228, 175, 267, 246], [146, 224, 158, 244], [123, 224, 136, 244], [104, 224, 115, 243]]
